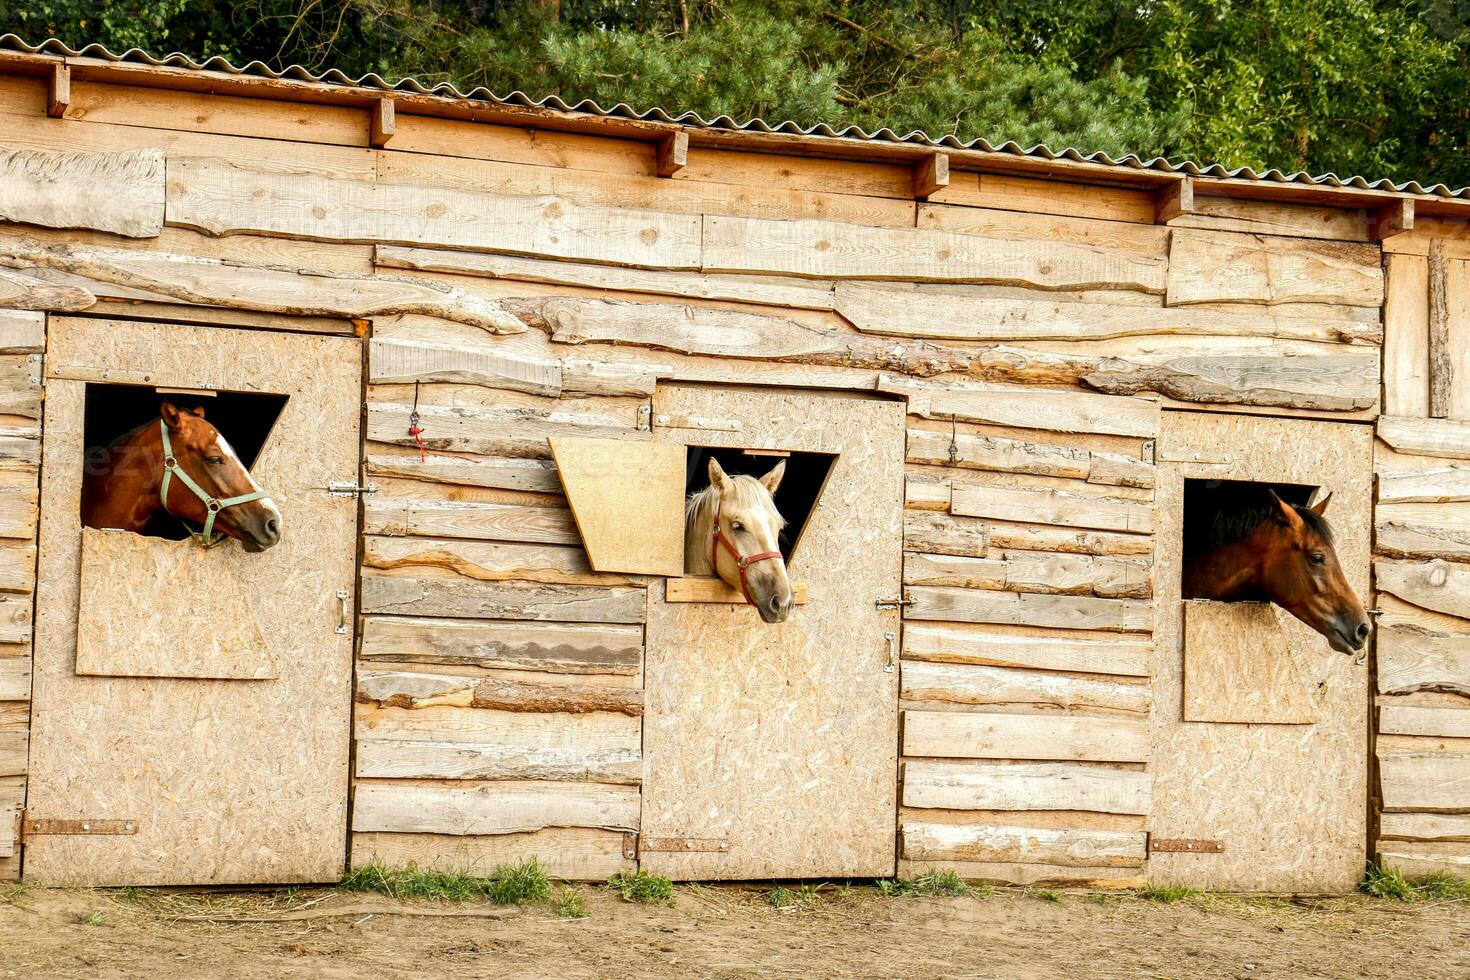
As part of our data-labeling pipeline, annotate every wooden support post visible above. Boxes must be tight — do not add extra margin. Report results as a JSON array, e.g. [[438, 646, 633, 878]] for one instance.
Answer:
[[1371, 198, 1415, 240], [656, 130, 688, 178], [1154, 177, 1194, 224], [913, 152, 950, 198], [46, 63, 69, 119], [1430, 241, 1453, 418], [370, 97, 396, 148]]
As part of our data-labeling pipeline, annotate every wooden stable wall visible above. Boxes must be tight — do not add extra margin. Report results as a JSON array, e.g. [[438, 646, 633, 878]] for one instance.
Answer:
[[0, 63, 1407, 885]]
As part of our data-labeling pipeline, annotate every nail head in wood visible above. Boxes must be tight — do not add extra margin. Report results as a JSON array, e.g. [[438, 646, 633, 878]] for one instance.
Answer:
[[1155, 177, 1194, 224], [47, 63, 70, 119], [1370, 198, 1414, 240], [370, 97, 396, 148], [913, 151, 950, 198], [656, 130, 688, 178]]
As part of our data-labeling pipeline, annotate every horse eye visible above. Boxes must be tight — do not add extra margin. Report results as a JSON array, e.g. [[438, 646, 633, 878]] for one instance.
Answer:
[[1310, 553, 1325, 565], [207, 456, 224, 465], [731, 521, 744, 532]]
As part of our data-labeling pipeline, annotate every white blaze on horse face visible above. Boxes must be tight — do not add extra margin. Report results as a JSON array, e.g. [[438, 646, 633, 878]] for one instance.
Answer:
[[214, 432, 283, 524]]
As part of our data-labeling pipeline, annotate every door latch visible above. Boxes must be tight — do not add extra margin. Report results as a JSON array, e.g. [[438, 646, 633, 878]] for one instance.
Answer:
[[875, 593, 915, 610], [326, 480, 378, 498]]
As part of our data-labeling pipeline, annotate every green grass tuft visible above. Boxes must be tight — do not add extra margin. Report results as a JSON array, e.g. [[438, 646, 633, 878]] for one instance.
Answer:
[[342, 859, 549, 905], [1027, 887, 1062, 903], [766, 885, 797, 908], [876, 870, 972, 898], [608, 870, 673, 904], [1362, 862, 1417, 902], [553, 887, 588, 919], [80, 911, 104, 926], [1135, 885, 1197, 903], [486, 859, 552, 905], [1362, 863, 1470, 902]]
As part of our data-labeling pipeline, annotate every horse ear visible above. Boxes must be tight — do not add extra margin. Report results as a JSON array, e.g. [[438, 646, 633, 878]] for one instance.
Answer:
[[190, 405, 206, 419], [708, 456, 733, 493], [1309, 491, 1332, 516], [759, 459, 786, 495], [1267, 489, 1304, 530], [160, 400, 184, 432]]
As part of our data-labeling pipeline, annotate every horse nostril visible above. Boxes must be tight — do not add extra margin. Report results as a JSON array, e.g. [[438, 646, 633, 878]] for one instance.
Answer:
[[1356, 622, 1370, 641], [265, 518, 279, 538]]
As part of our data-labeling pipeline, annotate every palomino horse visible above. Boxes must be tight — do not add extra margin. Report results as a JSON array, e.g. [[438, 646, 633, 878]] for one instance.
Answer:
[[82, 400, 283, 552], [684, 456, 795, 623], [1183, 488, 1369, 654]]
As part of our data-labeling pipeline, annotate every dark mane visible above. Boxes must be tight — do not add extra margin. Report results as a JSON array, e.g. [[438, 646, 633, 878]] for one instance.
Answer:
[[1207, 502, 1334, 550]]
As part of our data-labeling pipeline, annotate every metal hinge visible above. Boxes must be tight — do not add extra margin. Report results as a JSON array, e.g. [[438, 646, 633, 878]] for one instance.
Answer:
[[326, 480, 378, 498], [1148, 836, 1223, 853], [20, 811, 138, 841], [638, 837, 731, 854], [875, 593, 915, 610]]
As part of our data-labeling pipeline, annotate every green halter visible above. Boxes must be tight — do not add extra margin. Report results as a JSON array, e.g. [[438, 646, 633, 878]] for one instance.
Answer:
[[158, 419, 271, 547]]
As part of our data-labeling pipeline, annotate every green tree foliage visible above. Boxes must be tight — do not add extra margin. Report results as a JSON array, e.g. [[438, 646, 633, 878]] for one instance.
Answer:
[[2, 0, 1468, 187]]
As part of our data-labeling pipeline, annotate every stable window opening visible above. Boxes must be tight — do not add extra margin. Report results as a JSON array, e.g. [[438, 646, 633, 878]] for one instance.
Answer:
[[1181, 478, 1320, 603], [81, 383, 288, 541], [683, 446, 837, 567]]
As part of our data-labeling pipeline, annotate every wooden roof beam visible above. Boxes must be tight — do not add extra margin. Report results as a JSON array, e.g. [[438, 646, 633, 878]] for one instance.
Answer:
[[46, 63, 69, 118], [656, 130, 688, 178], [369, 97, 395, 148], [1155, 177, 1194, 224], [1371, 198, 1415, 240], [913, 152, 950, 198]]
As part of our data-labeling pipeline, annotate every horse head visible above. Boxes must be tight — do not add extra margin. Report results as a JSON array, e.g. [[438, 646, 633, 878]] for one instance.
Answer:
[[159, 401, 282, 552], [688, 456, 795, 624], [1256, 491, 1369, 654]]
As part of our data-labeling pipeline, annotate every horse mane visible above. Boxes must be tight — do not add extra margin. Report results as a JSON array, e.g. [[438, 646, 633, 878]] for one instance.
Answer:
[[684, 474, 785, 575], [1207, 500, 1334, 550]]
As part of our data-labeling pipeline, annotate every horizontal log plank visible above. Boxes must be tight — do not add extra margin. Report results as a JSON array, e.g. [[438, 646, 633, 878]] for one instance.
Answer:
[[351, 781, 640, 835], [901, 821, 1146, 868], [903, 760, 1150, 814], [368, 401, 644, 459], [906, 429, 1090, 481], [903, 709, 1150, 763], [361, 573, 646, 624], [1380, 703, 1470, 739], [359, 615, 642, 674], [900, 660, 1148, 714], [0, 311, 43, 354], [0, 732, 24, 777], [1377, 521, 1470, 562], [357, 668, 642, 715], [365, 453, 562, 494], [167, 157, 702, 269], [902, 511, 989, 557], [1375, 560, 1470, 622], [1378, 465, 1470, 504], [355, 703, 639, 748], [950, 484, 1154, 535], [881, 374, 1159, 438], [1377, 848, 1470, 878], [1380, 752, 1470, 811], [1167, 229, 1383, 307], [0, 656, 27, 701], [362, 537, 630, 587], [903, 551, 1150, 599], [0, 595, 32, 644], [352, 827, 632, 882], [902, 623, 1151, 676], [702, 215, 1168, 292], [905, 585, 1152, 632], [354, 740, 641, 784], [0, 266, 94, 311], [1379, 812, 1470, 842], [370, 337, 560, 395], [364, 498, 580, 545], [0, 145, 163, 238], [1378, 626, 1470, 696], [1378, 417, 1470, 460], [1083, 352, 1380, 412]]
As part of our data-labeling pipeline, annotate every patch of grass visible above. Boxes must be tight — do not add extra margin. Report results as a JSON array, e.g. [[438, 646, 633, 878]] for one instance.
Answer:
[[1135, 885, 1198, 903], [0, 883, 29, 905], [1027, 887, 1062, 903], [553, 887, 588, 919], [111, 886, 146, 904], [342, 859, 549, 905], [486, 860, 551, 905], [1361, 862, 1417, 902], [876, 870, 973, 898], [766, 885, 798, 908], [1362, 863, 1470, 903], [1414, 872, 1470, 901], [80, 911, 104, 926], [608, 870, 673, 904]]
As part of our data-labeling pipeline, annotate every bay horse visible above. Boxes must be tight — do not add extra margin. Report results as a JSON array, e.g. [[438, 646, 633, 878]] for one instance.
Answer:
[[81, 400, 283, 552], [684, 456, 795, 623], [1182, 488, 1369, 654]]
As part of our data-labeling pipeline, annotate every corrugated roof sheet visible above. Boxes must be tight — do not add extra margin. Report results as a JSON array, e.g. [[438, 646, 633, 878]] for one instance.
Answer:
[[3, 31, 1464, 199]]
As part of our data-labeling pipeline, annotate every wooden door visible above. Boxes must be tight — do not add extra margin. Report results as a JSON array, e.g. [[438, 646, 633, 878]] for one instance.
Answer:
[[1152, 412, 1371, 892], [24, 317, 361, 885], [641, 386, 905, 879]]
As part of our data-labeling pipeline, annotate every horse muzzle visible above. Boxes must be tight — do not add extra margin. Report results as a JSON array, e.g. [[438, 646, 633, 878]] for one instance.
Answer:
[[1327, 615, 1371, 655]]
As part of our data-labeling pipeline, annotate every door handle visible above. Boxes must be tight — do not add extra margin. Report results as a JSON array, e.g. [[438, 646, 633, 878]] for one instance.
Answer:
[[884, 631, 896, 673], [335, 589, 351, 635]]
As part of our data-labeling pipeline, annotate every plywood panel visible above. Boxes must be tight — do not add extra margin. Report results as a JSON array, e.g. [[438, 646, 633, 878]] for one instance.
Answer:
[[74, 528, 273, 680], [1151, 411, 1371, 892], [642, 387, 904, 879], [24, 318, 361, 886], [549, 437, 684, 577], [1182, 600, 1318, 724]]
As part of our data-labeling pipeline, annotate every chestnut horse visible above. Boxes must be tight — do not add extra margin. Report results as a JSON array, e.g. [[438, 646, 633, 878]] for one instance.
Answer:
[[1183, 489, 1368, 654], [82, 400, 283, 552], [684, 457, 794, 623]]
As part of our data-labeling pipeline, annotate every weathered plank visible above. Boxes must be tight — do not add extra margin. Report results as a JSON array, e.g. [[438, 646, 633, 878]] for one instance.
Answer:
[[1383, 253, 1430, 418], [837, 282, 1378, 344], [361, 573, 646, 624], [167, 157, 702, 269], [1430, 243, 1454, 419], [701, 214, 1168, 292], [1167, 229, 1384, 307], [365, 453, 563, 493], [1379, 812, 1470, 841], [0, 145, 163, 238], [514, 296, 969, 378], [918, 200, 1169, 251], [906, 429, 1091, 481], [0, 543, 36, 595], [950, 483, 1154, 535], [0, 656, 29, 701], [376, 244, 837, 310], [1378, 465, 1470, 504], [0, 266, 94, 312], [1378, 626, 1470, 696], [1378, 416, 1470, 460], [354, 740, 641, 784], [0, 238, 525, 334], [0, 311, 44, 354], [362, 537, 626, 587], [882, 375, 1160, 439], [0, 592, 33, 645], [985, 522, 1154, 557], [1377, 847, 1470, 877], [902, 623, 1151, 676], [900, 660, 1148, 714], [352, 828, 633, 882], [364, 498, 581, 545], [0, 731, 24, 778], [367, 402, 644, 459], [1171, 195, 1370, 242], [902, 511, 989, 557], [1380, 703, 1470, 739], [1083, 352, 1380, 412], [903, 709, 1151, 763], [359, 615, 642, 674], [903, 551, 1150, 599], [1379, 752, 1470, 811], [356, 668, 643, 715], [370, 338, 560, 395], [902, 760, 1150, 814], [351, 781, 640, 835], [901, 821, 1147, 868], [1375, 560, 1470, 622], [1377, 521, 1470, 562], [905, 585, 1151, 632], [355, 703, 639, 748]]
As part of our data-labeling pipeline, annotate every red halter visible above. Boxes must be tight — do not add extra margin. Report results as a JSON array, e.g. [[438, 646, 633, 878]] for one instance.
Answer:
[[711, 499, 783, 606]]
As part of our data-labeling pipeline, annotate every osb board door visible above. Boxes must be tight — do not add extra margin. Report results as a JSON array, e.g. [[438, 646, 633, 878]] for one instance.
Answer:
[[1182, 600, 1319, 725], [1153, 412, 1370, 892], [75, 528, 273, 680], [642, 385, 905, 880], [25, 317, 361, 886]]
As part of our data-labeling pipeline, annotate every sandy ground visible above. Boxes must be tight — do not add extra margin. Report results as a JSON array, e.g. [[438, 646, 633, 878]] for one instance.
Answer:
[[2, 882, 1469, 979]]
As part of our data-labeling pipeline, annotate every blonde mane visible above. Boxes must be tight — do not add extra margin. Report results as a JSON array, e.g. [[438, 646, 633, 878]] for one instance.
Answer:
[[684, 474, 786, 574]]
